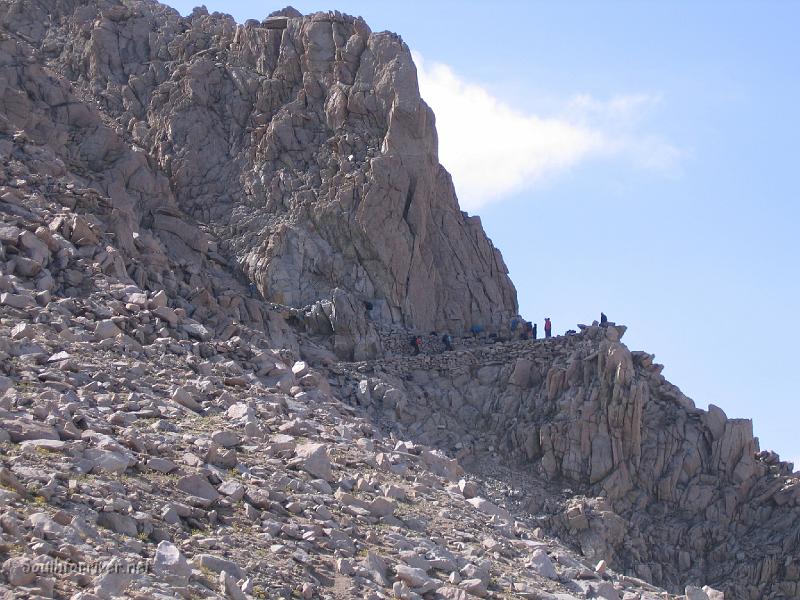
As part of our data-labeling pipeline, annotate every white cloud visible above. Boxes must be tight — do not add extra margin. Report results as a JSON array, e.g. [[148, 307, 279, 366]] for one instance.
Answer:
[[412, 52, 682, 211]]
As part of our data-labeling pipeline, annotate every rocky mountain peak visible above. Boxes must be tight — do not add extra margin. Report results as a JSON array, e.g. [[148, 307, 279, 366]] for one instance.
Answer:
[[2, 0, 517, 340]]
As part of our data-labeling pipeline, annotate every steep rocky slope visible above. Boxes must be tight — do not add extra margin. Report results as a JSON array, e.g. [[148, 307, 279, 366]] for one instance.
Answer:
[[0, 2, 798, 600], [0, 268, 694, 600]]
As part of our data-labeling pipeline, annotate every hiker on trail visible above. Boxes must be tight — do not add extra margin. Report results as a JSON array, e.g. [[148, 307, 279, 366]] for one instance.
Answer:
[[442, 333, 453, 352], [411, 335, 422, 355], [600, 312, 608, 327], [471, 324, 483, 338], [249, 282, 258, 298], [544, 317, 552, 338], [532, 323, 537, 340]]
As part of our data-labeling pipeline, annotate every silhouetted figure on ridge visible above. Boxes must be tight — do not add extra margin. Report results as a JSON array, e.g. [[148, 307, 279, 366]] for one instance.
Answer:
[[544, 317, 552, 338]]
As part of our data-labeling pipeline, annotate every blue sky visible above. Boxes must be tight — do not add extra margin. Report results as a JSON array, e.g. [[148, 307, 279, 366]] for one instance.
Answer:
[[163, 1, 799, 466]]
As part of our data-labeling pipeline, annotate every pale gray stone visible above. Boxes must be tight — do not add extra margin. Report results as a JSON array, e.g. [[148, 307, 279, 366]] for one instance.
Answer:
[[295, 442, 333, 481], [153, 541, 191, 581]]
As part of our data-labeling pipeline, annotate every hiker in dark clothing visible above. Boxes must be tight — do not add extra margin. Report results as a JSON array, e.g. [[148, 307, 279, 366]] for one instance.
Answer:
[[544, 317, 552, 338], [442, 333, 453, 352], [600, 312, 608, 327], [532, 323, 537, 340], [249, 282, 258, 298], [470, 324, 483, 338], [411, 335, 422, 355]]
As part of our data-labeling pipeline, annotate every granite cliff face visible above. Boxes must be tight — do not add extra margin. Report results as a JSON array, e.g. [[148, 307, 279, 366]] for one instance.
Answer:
[[0, 0, 517, 337], [0, 3, 798, 600]]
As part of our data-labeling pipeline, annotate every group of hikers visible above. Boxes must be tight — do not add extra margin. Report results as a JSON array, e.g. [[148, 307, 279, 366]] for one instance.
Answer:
[[410, 332, 453, 355], [509, 317, 552, 340], [409, 313, 611, 355], [410, 315, 560, 356]]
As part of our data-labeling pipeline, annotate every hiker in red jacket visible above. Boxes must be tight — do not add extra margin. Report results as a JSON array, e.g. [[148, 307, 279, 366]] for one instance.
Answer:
[[544, 317, 552, 338]]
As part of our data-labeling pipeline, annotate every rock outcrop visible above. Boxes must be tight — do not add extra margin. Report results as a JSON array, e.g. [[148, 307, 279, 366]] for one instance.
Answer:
[[0, 2, 797, 600], [334, 324, 800, 599]]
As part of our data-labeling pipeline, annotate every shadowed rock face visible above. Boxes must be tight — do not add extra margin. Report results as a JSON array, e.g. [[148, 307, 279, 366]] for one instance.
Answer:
[[0, 0, 516, 334]]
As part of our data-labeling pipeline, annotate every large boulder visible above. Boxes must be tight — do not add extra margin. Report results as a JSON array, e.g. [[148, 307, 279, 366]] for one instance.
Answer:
[[294, 442, 334, 481], [2, 418, 60, 443], [153, 541, 191, 583]]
